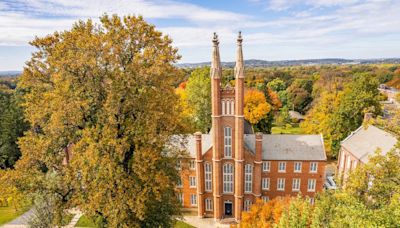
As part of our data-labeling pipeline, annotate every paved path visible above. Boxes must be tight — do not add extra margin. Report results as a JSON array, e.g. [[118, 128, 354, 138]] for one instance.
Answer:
[[182, 216, 232, 228], [0, 208, 34, 228], [1, 208, 82, 228]]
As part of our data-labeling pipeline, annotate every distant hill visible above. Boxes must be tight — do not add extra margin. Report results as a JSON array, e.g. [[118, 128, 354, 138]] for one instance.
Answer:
[[177, 58, 400, 68], [0, 71, 22, 77]]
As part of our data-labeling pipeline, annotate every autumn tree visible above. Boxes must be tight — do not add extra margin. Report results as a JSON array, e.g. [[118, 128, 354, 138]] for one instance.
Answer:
[[286, 79, 313, 114], [184, 67, 211, 133], [241, 197, 290, 228], [15, 15, 184, 227], [244, 89, 271, 131]]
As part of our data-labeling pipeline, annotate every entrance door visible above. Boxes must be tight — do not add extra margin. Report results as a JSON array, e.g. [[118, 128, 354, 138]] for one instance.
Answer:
[[224, 202, 232, 216]]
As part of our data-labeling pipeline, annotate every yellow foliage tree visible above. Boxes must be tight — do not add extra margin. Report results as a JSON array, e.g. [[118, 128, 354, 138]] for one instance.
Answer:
[[244, 89, 271, 125]]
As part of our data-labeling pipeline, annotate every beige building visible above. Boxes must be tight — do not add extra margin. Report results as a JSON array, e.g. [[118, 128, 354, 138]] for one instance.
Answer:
[[338, 125, 397, 180]]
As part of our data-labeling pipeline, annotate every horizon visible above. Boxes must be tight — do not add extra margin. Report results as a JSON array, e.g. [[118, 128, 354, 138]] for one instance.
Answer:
[[1, 0, 400, 71]]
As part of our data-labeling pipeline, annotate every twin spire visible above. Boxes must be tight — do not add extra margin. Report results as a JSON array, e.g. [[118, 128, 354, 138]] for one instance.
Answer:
[[211, 32, 244, 79]]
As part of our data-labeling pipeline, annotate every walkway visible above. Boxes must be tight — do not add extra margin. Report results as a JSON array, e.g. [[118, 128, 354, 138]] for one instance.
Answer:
[[181, 216, 233, 228]]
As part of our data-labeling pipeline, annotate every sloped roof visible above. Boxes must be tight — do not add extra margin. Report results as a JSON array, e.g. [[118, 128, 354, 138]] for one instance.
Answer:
[[341, 125, 398, 163], [174, 133, 326, 161], [289, 111, 305, 120]]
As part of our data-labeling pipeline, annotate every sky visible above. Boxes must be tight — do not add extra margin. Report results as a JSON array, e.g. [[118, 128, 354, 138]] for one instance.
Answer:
[[0, 0, 400, 70]]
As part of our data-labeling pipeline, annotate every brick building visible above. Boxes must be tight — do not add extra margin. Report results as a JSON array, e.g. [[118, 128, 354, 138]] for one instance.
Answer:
[[175, 33, 327, 222], [338, 124, 397, 180]]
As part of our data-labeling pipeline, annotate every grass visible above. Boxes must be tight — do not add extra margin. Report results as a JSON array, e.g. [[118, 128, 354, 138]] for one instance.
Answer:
[[175, 220, 195, 228], [75, 215, 96, 227], [271, 123, 303, 134], [0, 205, 31, 225], [61, 213, 74, 226]]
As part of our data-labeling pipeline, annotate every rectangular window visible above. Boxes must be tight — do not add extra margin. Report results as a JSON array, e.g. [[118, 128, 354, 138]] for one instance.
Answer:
[[244, 199, 252, 211], [278, 162, 286, 172], [277, 178, 285, 191], [308, 179, 316, 192], [189, 160, 196, 170], [205, 198, 213, 211], [204, 163, 212, 192], [262, 161, 271, 172], [177, 177, 182, 188], [294, 162, 302, 173], [245, 164, 253, 193], [223, 163, 234, 193], [189, 176, 196, 188], [310, 162, 318, 173], [190, 194, 197, 206], [309, 197, 315, 205], [177, 193, 183, 206], [292, 178, 301, 191], [262, 178, 270, 190], [262, 196, 269, 202], [176, 160, 181, 170], [224, 127, 232, 157]]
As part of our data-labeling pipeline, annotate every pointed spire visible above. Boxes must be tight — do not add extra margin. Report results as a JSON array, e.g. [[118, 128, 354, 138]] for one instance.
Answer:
[[235, 31, 244, 79], [211, 32, 222, 79]]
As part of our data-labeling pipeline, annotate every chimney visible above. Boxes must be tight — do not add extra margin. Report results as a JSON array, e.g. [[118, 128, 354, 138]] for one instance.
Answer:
[[255, 132, 263, 161]]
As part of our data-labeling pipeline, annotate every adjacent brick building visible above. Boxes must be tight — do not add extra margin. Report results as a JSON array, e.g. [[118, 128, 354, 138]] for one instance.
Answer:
[[174, 32, 327, 222]]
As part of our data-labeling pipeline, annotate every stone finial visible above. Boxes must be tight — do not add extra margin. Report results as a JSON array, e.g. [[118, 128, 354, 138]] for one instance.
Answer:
[[211, 32, 222, 79], [235, 31, 244, 79], [237, 31, 243, 44], [255, 132, 263, 139]]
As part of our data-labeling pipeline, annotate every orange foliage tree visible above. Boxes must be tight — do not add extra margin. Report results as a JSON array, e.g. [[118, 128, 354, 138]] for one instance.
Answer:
[[241, 197, 290, 228], [244, 89, 272, 125]]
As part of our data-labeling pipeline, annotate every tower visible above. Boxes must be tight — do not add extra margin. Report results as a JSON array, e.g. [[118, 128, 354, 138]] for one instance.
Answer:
[[211, 33, 223, 220], [234, 31, 245, 221]]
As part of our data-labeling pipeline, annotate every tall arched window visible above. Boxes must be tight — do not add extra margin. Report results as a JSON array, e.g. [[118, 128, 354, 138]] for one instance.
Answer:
[[245, 164, 253, 193], [231, 100, 235, 115], [224, 127, 232, 157], [223, 163, 234, 193], [204, 162, 212, 192], [221, 100, 226, 115]]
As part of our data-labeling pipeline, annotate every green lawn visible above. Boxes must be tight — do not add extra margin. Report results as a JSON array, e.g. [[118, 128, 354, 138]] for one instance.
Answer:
[[271, 124, 303, 134], [175, 220, 195, 228], [75, 215, 96, 227], [0, 205, 31, 225]]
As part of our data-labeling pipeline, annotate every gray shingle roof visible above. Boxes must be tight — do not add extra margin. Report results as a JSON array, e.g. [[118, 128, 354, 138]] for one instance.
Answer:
[[341, 125, 398, 163], [173, 133, 326, 161]]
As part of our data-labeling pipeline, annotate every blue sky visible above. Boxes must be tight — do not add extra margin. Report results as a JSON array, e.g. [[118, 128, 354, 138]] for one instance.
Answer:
[[1, 0, 400, 70]]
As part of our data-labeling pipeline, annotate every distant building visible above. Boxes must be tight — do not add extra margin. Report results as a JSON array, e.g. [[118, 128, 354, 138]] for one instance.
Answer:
[[338, 125, 397, 180], [173, 33, 327, 223], [289, 110, 305, 122]]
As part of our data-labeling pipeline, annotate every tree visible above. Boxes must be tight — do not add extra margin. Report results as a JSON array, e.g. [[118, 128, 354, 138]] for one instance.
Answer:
[[15, 14, 184, 227], [286, 79, 313, 114], [244, 89, 271, 127], [0, 89, 28, 169], [184, 67, 211, 133], [267, 78, 286, 92], [241, 197, 290, 228]]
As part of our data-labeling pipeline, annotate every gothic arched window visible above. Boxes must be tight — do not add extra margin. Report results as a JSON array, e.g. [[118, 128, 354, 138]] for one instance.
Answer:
[[224, 127, 232, 157], [223, 163, 234, 193]]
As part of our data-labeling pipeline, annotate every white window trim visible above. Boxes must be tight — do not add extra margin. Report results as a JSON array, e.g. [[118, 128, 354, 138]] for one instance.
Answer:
[[204, 162, 212, 192], [277, 178, 285, 191], [189, 160, 196, 170], [262, 178, 270, 190], [190, 194, 197, 206], [308, 179, 316, 192], [222, 100, 226, 115], [224, 127, 232, 158], [262, 161, 271, 172], [205, 198, 213, 211], [244, 199, 252, 211], [294, 162, 302, 173], [177, 193, 184, 206], [262, 196, 269, 202], [278, 162, 286, 173], [177, 177, 183, 188], [176, 160, 181, 170], [310, 162, 318, 173], [292, 178, 301, 192], [223, 163, 234, 193], [245, 164, 253, 193], [189, 176, 196, 188]]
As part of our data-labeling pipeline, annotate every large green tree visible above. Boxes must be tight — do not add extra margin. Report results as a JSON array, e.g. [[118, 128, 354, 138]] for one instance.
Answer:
[[15, 15, 184, 227]]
